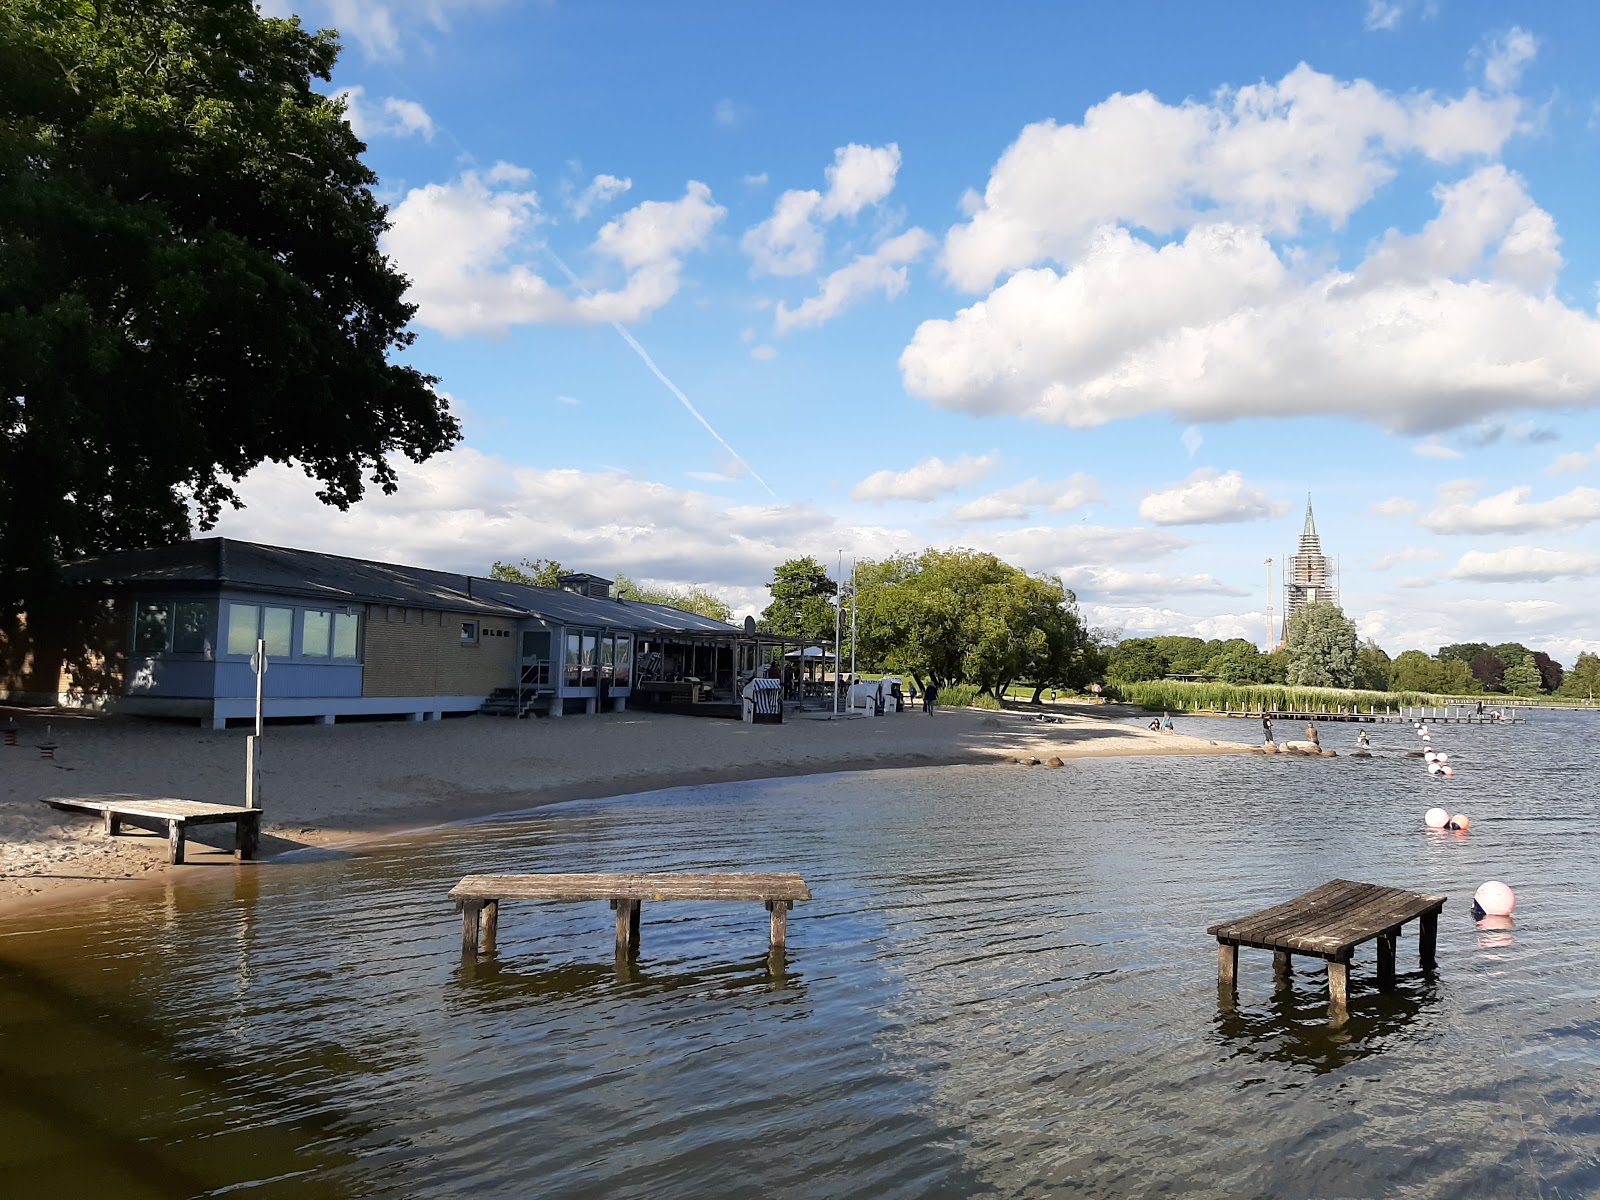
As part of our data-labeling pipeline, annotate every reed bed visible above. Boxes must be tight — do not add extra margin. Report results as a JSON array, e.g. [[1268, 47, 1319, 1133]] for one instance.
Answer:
[[1115, 680, 1465, 713]]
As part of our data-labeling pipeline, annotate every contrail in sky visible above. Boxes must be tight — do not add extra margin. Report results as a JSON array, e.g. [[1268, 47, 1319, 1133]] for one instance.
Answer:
[[546, 250, 778, 498]]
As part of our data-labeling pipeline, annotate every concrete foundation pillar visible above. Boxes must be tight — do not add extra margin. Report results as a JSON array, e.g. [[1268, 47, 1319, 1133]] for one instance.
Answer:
[[316, 714, 335, 725], [405, 712, 423, 722], [585, 697, 598, 715], [612, 696, 627, 713], [430, 710, 443, 721], [208, 715, 227, 731], [548, 698, 564, 718]]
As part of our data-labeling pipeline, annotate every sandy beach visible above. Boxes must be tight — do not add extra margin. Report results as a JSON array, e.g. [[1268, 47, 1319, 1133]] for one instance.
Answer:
[[0, 703, 1256, 910]]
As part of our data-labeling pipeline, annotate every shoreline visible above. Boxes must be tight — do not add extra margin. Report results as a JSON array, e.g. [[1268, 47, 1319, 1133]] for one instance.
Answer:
[[0, 704, 1260, 919]]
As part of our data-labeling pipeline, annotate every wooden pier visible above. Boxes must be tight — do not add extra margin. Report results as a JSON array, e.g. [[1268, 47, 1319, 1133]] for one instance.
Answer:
[[44, 796, 261, 865], [1229, 707, 1524, 725], [1208, 879, 1446, 1012], [449, 871, 812, 957]]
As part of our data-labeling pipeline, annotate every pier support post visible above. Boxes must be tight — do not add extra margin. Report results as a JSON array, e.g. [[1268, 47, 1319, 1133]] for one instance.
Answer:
[[1216, 941, 1238, 986], [103, 811, 121, 837], [767, 899, 791, 949], [238, 813, 260, 860], [1377, 930, 1397, 991], [1419, 910, 1438, 968], [167, 820, 186, 865], [480, 899, 498, 951], [461, 900, 484, 956], [1273, 950, 1292, 983], [613, 898, 641, 953], [1327, 959, 1349, 1010]]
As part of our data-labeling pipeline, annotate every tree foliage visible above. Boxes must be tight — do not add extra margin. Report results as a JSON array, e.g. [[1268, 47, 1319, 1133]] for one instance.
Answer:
[[614, 573, 733, 623], [0, 0, 458, 596], [1532, 651, 1565, 694], [489, 558, 563, 588], [1557, 651, 1600, 699], [852, 549, 1090, 696], [1285, 602, 1357, 688], [1391, 650, 1478, 694], [1502, 652, 1543, 697], [757, 556, 837, 643], [1470, 650, 1506, 693], [1353, 640, 1393, 691]]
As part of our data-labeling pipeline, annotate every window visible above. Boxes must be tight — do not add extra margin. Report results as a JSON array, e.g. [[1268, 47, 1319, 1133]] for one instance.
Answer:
[[333, 612, 359, 659], [565, 632, 581, 686], [460, 619, 479, 645], [613, 635, 633, 688], [302, 610, 332, 658], [172, 602, 213, 655], [262, 607, 293, 657], [227, 603, 260, 656], [581, 631, 598, 687], [134, 603, 171, 655]]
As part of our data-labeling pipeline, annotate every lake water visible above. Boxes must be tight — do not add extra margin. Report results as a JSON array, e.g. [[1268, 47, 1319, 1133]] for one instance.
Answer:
[[2, 711, 1597, 1198]]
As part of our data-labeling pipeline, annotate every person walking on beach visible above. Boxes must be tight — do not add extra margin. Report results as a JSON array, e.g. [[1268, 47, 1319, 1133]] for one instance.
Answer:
[[923, 682, 938, 714]]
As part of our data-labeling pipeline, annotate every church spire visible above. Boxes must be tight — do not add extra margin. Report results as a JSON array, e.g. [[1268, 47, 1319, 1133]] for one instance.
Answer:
[[1302, 493, 1316, 538]]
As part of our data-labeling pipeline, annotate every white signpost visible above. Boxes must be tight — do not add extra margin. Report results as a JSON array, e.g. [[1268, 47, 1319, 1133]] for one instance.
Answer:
[[245, 638, 266, 809]]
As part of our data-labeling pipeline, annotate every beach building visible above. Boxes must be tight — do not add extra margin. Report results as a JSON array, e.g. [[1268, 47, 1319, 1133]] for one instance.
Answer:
[[1281, 496, 1338, 642], [0, 538, 781, 727]]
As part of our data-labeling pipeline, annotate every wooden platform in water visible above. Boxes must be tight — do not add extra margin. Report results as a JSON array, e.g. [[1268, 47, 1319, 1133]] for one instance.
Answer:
[[44, 795, 261, 865], [1208, 879, 1446, 1010], [449, 871, 812, 957]]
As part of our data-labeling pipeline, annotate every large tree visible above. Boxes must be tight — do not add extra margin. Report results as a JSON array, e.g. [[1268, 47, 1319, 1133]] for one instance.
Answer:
[[757, 556, 838, 643], [490, 558, 564, 588], [0, 0, 458, 596], [1285, 602, 1358, 688], [614, 573, 733, 623], [1352, 639, 1393, 691], [1556, 651, 1600, 700]]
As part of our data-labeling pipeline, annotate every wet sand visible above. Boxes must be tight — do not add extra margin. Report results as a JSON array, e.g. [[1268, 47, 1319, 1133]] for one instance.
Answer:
[[0, 703, 1256, 912]]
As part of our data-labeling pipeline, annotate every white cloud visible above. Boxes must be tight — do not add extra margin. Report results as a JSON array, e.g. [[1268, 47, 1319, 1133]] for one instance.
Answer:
[[940, 65, 1520, 292], [571, 173, 632, 219], [1548, 442, 1600, 475], [902, 192, 1598, 434], [1138, 469, 1285, 525], [978, 525, 1192, 575], [774, 229, 934, 332], [384, 171, 723, 336], [1058, 566, 1249, 602], [327, 0, 401, 58], [1420, 483, 1600, 534], [744, 172, 769, 186], [1413, 438, 1463, 459], [1482, 27, 1538, 93], [1181, 426, 1204, 457], [750, 344, 777, 361], [1371, 496, 1419, 516], [1364, 1, 1404, 31], [948, 474, 1101, 522], [332, 86, 434, 140], [741, 143, 902, 277], [1369, 546, 1439, 571], [1445, 546, 1600, 582], [714, 98, 738, 127], [555, 395, 580, 406], [851, 453, 998, 503]]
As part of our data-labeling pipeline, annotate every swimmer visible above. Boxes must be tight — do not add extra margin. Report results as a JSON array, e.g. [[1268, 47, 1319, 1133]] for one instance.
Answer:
[[1357, 729, 1370, 748]]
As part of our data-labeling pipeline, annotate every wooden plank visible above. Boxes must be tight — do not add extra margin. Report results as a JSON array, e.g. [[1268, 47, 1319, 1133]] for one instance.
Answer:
[[1210, 880, 1445, 957], [449, 872, 812, 903], [1377, 930, 1397, 991], [45, 796, 257, 822], [1328, 960, 1350, 1008], [461, 900, 483, 956], [1208, 879, 1361, 939], [767, 900, 790, 949]]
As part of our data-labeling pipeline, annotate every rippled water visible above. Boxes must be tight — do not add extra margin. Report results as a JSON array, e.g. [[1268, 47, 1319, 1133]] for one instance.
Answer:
[[2, 711, 1597, 1198]]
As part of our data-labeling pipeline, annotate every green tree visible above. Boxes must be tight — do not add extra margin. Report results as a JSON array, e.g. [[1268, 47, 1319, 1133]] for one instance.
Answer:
[[1556, 651, 1600, 700], [1531, 650, 1564, 694], [1391, 650, 1477, 694], [1437, 642, 1490, 665], [0, 0, 459, 595], [852, 549, 1088, 697], [758, 556, 838, 643], [614, 573, 734, 623], [1352, 640, 1393, 691], [1206, 640, 1269, 684], [489, 558, 563, 588], [1502, 653, 1543, 697], [1106, 638, 1170, 682], [1285, 602, 1358, 687]]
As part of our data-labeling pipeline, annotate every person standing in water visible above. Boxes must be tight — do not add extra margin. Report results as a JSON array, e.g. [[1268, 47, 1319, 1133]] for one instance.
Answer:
[[1305, 721, 1320, 747], [1358, 729, 1370, 748], [1161, 711, 1174, 732], [1262, 714, 1274, 744]]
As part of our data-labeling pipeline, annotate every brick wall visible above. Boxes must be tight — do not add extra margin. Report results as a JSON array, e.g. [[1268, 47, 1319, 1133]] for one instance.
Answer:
[[361, 605, 517, 698]]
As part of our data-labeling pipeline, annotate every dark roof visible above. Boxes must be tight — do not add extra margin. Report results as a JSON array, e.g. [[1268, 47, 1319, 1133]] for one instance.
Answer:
[[61, 538, 742, 637]]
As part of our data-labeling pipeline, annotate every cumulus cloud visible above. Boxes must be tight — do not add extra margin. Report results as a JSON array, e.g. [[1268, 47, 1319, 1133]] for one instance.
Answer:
[[1548, 442, 1600, 475], [1138, 469, 1286, 525], [332, 86, 434, 139], [1420, 483, 1600, 534], [940, 65, 1520, 292], [1413, 438, 1464, 459], [1369, 546, 1439, 571], [902, 198, 1596, 434], [384, 170, 724, 336], [1445, 546, 1600, 582], [850, 453, 998, 503], [1481, 27, 1538, 93], [774, 229, 934, 332], [949, 474, 1101, 522], [1058, 566, 1249, 602], [1371, 496, 1419, 516], [741, 143, 902, 276], [571, 173, 632, 219], [900, 69, 1600, 436]]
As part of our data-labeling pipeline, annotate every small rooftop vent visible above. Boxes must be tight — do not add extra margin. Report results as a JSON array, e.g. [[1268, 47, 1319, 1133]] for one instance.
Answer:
[[558, 572, 613, 600]]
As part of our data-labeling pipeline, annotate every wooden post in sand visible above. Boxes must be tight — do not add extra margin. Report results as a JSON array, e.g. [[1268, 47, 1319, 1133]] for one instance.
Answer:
[[245, 638, 266, 809]]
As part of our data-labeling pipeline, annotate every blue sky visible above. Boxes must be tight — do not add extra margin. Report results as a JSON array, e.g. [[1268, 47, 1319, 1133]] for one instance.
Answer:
[[227, 0, 1600, 665]]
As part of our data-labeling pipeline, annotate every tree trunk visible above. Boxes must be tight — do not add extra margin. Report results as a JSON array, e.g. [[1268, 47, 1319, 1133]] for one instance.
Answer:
[[1029, 685, 1043, 704]]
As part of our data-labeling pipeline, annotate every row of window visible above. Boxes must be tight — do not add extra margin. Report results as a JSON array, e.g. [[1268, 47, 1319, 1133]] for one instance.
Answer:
[[132, 600, 358, 661], [563, 629, 633, 688]]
